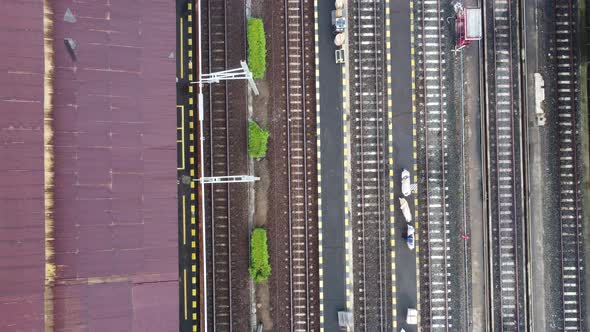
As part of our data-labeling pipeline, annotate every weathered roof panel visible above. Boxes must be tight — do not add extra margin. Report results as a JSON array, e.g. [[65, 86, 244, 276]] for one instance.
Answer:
[[49, 0, 178, 330], [0, 0, 46, 330]]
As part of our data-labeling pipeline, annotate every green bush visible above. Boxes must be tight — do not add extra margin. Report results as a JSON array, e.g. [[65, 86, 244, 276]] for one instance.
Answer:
[[249, 228, 271, 282], [248, 121, 269, 158], [247, 18, 266, 79]]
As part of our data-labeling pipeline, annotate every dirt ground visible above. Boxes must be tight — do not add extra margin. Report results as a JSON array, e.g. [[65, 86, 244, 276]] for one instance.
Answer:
[[247, 7, 274, 326], [251, 92, 274, 328]]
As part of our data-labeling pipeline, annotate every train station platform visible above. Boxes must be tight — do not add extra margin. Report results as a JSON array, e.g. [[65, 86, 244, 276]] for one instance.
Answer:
[[386, 0, 419, 330], [316, 1, 418, 331], [316, 0, 418, 330], [316, 0, 347, 330], [177, 0, 201, 331]]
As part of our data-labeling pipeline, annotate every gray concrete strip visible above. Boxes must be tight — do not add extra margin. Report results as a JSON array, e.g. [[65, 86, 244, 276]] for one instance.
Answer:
[[522, 0, 547, 328], [463, 43, 486, 332]]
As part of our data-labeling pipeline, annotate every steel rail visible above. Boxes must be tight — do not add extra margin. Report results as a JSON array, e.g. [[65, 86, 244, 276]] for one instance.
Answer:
[[436, 0, 450, 328], [284, 0, 312, 329], [284, 0, 294, 328], [206, 0, 233, 329], [506, 4, 520, 328], [353, 0, 385, 330], [490, 0, 503, 328], [420, 0, 450, 329], [420, 0, 433, 326], [373, 0, 386, 328], [491, 0, 520, 329], [299, 0, 312, 329], [355, 0, 369, 329], [206, 0, 217, 328], [556, 0, 582, 329], [492, 3, 507, 329]]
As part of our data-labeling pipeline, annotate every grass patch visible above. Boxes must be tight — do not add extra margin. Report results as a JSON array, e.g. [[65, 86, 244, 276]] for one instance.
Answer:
[[249, 228, 271, 282], [248, 120, 269, 158], [247, 17, 266, 79]]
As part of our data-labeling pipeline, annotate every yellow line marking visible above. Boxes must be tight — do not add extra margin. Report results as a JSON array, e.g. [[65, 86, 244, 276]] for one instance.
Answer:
[[183, 268, 188, 320], [182, 195, 186, 245], [180, 18, 184, 79]]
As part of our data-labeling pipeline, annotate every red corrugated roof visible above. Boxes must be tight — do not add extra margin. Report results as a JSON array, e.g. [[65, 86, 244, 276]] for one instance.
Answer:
[[0, 0, 45, 330], [2, 0, 179, 330], [49, 0, 178, 330]]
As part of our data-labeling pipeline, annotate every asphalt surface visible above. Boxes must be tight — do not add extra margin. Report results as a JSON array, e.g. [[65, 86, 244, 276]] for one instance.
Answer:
[[388, 0, 419, 331], [177, 0, 199, 331], [317, 0, 346, 330]]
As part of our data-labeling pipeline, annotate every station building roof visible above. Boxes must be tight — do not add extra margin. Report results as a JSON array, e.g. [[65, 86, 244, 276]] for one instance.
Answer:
[[0, 1, 179, 330], [0, 1, 46, 329]]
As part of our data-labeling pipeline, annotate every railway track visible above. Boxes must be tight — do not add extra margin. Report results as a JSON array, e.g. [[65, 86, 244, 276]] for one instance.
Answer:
[[484, 0, 526, 330], [201, 0, 250, 329], [203, 0, 233, 329], [348, 0, 388, 330], [554, 0, 584, 329], [416, 0, 452, 330], [281, 0, 319, 330]]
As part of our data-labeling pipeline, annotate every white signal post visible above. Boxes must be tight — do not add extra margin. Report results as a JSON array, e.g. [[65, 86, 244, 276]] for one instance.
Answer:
[[193, 175, 260, 184], [192, 60, 259, 96]]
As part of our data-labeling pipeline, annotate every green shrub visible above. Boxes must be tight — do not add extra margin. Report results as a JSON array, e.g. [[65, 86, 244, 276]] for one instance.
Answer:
[[247, 18, 266, 79], [249, 228, 271, 282], [248, 121, 269, 158]]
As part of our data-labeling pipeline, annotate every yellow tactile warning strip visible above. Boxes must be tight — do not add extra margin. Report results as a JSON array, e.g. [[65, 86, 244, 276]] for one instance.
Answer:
[[314, 0, 325, 330], [187, 1, 198, 330], [384, 0, 398, 329], [409, 0, 421, 329], [342, 60, 354, 314]]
